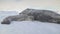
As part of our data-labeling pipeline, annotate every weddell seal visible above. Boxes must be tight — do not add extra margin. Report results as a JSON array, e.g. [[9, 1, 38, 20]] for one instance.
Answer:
[[1, 8, 60, 24]]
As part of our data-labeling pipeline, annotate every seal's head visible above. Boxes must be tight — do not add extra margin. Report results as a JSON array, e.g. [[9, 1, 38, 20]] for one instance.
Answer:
[[1, 19, 11, 24]]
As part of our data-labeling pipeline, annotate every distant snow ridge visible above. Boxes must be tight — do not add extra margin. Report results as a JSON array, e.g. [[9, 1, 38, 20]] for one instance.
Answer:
[[0, 11, 18, 15]]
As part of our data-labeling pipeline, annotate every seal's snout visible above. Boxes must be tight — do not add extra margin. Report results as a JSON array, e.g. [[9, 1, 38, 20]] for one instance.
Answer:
[[1, 20, 10, 24]]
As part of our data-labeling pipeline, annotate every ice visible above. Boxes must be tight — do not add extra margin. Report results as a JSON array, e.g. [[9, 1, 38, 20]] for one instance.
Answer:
[[0, 21, 60, 34]]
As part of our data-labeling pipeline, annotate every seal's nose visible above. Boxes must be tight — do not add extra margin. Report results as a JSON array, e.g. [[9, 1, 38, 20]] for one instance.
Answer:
[[1, 20, 11, 24]]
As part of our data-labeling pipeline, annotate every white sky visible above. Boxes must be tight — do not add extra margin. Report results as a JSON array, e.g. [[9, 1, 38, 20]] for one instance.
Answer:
[[0, 0, 60, 13]]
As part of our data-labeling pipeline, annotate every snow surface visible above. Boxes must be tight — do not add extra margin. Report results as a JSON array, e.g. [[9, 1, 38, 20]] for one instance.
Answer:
[[0, 11, 18, 21], [0, 11, 60, 34]]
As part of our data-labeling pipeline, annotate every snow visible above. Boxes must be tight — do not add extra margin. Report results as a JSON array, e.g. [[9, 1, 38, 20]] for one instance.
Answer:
[[0, 11, 18, 21], [0, 11, 60, 34]]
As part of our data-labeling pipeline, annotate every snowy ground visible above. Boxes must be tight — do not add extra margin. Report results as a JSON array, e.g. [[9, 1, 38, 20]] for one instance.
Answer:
[[0, 11, 60, 34]]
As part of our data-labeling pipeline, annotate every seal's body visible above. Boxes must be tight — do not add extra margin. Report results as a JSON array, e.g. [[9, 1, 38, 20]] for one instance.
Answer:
[[20, 8, 60, 24], [1, 8, 60, 24]]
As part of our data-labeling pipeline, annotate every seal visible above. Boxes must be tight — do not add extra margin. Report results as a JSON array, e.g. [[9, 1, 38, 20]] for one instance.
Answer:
[[1, 8, 60, 24]]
